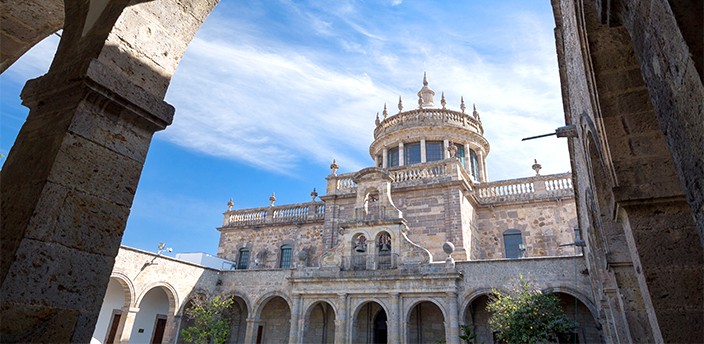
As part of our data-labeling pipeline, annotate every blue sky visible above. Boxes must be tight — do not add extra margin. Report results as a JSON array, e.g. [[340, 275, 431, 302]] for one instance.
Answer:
[[0, 0, 569, 257]]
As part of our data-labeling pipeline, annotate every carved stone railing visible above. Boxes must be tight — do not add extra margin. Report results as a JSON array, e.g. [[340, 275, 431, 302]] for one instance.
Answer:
[[374, 108, 483, 139], [222, 202, 325, 228], [474, 173, 573, 204], [326, 159, 469, 195]]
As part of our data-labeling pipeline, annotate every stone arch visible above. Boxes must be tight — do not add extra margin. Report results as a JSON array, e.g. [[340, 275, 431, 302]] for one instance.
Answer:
[[405, 298, 447, 344], [109, 271, 136, 308], [252, 291, 292, 318], [135, 282, 179, 316], [302, 300, 336, 344], [1, 1, 220, 342], [225, 294, 250, 344], [541, 286, 598, 322], [543, 287, 602, 343], [132, 284, 178, 344], [460, 288, 509, 344], [351, 299, 389, 344], [90, 274, 135, 344], [253, 294, 291, 343]]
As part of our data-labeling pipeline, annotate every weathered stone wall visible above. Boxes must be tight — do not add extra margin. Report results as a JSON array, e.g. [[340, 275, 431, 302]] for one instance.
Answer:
[[217, 222, 325, 268], [551, 0, 703, 342], [474, 199, 578, 259]]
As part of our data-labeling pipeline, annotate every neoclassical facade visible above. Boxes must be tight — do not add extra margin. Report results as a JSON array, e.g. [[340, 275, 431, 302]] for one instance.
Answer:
[[92, 78, 601, 344]]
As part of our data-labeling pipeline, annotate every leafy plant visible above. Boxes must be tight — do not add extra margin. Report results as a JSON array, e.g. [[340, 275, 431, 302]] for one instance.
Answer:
[[180, 295, 234, 344], [459, 324, 479, 344], [486, 275, 576, 344]]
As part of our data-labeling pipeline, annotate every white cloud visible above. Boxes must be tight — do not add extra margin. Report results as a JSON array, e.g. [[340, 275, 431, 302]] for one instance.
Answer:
[[163, 2, 570, 181]]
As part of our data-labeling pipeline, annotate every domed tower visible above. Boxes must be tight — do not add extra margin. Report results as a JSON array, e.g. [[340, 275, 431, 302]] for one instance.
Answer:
[[369, 73, 490, 182]]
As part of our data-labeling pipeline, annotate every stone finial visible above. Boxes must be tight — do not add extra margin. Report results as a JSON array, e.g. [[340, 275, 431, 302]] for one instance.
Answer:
[[269, 192, 276, 206], [473, 103, 480, 121], [382, 103, 388, 118], [448, 143, 458, 158], [532, 159, 542, 176], [441, 92, 447, 109], [375, 112, 380, 126], [398, 96, 403, 113], [442, 241, 455, 255], [310, 188, 318, 202], [226, 198, 234, 211], [330, 159, 339, 175], [417, 72, 435, 108], [460, 96, 466, 113]]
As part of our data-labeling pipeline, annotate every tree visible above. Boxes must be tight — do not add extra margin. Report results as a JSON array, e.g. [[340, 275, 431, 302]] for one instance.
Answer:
[[486, 276, 576, 344], [180, 295, 234, 344]]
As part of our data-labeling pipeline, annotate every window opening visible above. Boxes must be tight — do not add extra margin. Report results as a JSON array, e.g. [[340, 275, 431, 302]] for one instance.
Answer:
[[426, 141, 444, 162], [279, 245, 292, 268], [237, 248, 249, 269], [404, 142, 421, 165]]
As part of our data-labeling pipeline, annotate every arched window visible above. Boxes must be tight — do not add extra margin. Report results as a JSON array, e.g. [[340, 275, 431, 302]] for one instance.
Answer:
[[503, 230, 523, 259], [279, 244, 292, 269], [388, 147, 399, 167], [469, 149, 480, 180], [237, 248, 249, 269]]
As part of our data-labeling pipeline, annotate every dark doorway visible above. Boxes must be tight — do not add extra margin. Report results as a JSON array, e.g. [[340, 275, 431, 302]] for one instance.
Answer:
[[151, 316, 167, 344], [105, 311, 122, 344], [373, 311, 387, 343]]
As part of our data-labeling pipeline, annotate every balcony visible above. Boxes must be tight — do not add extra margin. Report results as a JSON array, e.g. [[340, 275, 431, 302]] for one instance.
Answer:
[[222, 202, 325, 228]]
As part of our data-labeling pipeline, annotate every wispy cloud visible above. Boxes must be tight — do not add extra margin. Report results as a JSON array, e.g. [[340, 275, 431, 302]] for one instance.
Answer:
[[163, 1, 569, 181]]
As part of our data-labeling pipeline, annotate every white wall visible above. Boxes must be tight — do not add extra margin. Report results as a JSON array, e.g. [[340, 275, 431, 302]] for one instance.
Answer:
[[130, 288, 169, 343], [176, 252, 236, 270], [91, 278, 126, 344]]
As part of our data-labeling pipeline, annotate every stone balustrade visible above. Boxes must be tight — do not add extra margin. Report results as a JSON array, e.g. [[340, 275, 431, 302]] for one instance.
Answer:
[[222, 202, 325, 228], [374, 108, 483, 139], [474, 173, 574, 204]]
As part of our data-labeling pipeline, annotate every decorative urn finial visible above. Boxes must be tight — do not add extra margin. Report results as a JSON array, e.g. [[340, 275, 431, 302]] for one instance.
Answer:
[[417, 72, 435, 108], [375, 112, 380, 126], [310, 188, 318, 202], [269, 192, 276, 206], [448, 142, 458, 158], [398, 96, 403, 113], [460, 96, 466, 113], [382, 103, 388, 118], [532, 159, 542, 176], [330, 159, 339, 175], [227, 198, 234, 211], [441, 92, 447, 109]]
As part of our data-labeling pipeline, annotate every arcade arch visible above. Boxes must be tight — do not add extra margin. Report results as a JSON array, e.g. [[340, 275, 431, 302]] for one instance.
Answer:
[[302, 301, 336, 344], [353, 301, 388, 344]]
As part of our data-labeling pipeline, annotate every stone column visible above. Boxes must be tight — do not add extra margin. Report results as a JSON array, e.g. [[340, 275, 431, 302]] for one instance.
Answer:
[[388, 293, 401, 343], [443, 139, 450, 159], [118, 307, 140, 344], [398, 142, 405, 166], [420, 139, 427, 162], [478, 151, 487, 182], [334, 293, 348, 344], [288, 294, 302, 344], [463, 143, 471, 169], [382, 148, 388, 168], [244, 317, 260, 344], [446, 292, 460, 344], [0, 60, 174, 343], [603, 289, 633, 344], [162, 314, 181, 344]]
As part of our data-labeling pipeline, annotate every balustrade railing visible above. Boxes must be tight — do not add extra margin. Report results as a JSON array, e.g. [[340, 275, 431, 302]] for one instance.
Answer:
[[340, 253, 397, 271], [388, 161, 447, 182], [374, 108, 483, 139], [475, 173, 574, 204], [223, 202, 325, 227]]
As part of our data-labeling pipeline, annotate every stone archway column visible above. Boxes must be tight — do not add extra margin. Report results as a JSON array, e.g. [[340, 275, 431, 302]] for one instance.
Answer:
[[0, 58, 174, 342], [446, 292, 460, 344], [163, 314, 181, 344], [244, 317, 261, 344], [118, 307, 140, 344], [288, 294, 302, 344], [388, 293, 401, 343], [334, 293, 348, 344]]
